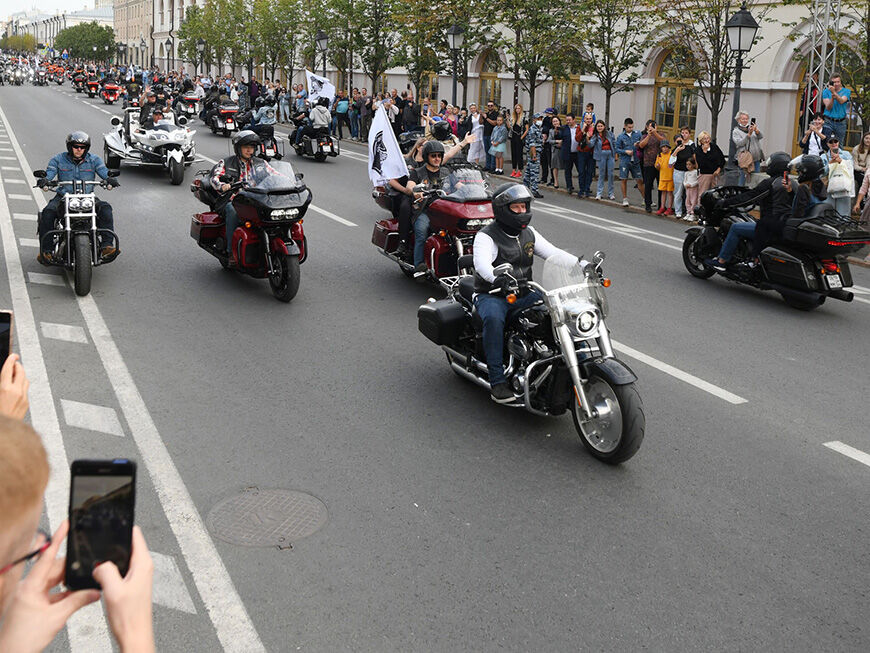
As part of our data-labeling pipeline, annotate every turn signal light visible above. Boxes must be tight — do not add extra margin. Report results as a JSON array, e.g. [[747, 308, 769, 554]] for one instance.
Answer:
[[820, 260, 840, 274], [244, 221, 252, 228], [506, 293, 517, 304], [439, 230, 447, 237], [601, 278, 612, 287]]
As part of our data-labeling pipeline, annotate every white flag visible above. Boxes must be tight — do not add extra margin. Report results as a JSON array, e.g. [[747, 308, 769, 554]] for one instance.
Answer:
[[304, 69, 336, 106], [368, 106, 409, 187]]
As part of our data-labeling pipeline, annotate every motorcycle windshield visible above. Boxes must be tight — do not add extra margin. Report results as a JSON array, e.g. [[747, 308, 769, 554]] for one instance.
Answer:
[[541, 256, 609, 319], [441, 169, 489, 201], [245, 160, 299, 193]]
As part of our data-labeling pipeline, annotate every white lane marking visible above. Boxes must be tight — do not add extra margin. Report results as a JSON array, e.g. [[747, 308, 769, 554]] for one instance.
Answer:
[[151, 551, 198, 614], [852, 284, 870, 294], [13, 212, 36, 221], [75, 293, 267, 651], [0, 156, 17, 161], [41, 321, 88, 343], [4, 178, 26, 184], [536, 205, 683, 251], [0, 147, 13, 152], [853, 296, 870, 306], [0, 168, 115, 652], [27, 271, 66, 286], [1, 166, 19, 170], [18, 237, 39, 247], [198, 154, 357, 227], [307, 203, 358, 227], [7, 193, 32, 200], [61, 399, 125, 436], [824, 441, 870, 468], [611, 339, 748, 405], [1, 106, 267, 652]]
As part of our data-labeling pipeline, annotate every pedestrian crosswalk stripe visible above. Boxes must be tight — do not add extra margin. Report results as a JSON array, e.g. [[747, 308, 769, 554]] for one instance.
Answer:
[[27, 272, 65, 286], [151, 552, 198, 614], [13, 213, 36, 221], [18, 238, 39, 247], [1, 166, 19, 171], [7, 194, 32, 200], [60, 399, 125, 436], [5, 178, 26, 184], [40, 322, 88, 344]]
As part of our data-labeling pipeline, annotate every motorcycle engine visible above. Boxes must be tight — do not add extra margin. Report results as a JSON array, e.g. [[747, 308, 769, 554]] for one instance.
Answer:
[[507, 334, 533, 362]]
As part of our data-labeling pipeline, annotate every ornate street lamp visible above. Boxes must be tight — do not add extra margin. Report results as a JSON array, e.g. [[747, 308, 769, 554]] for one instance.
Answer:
[[315, 29, 328, 78], [165, 37, 172, 69], [196, 37, 205, 76], [725, 3, 760, 184], [446, 23, 465, 107]]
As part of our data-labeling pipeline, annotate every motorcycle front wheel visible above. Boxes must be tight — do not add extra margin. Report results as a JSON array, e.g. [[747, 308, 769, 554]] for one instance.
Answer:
[[269, 253, 300, 302], [682, 232, 715, 279], [73, 233, 92, 297], [571, 373, 645, 464], [168, 158, 184, 185]]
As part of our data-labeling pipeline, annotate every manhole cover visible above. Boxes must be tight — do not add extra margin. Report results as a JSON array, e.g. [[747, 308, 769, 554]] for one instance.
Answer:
[[207, 488, 328, 547]]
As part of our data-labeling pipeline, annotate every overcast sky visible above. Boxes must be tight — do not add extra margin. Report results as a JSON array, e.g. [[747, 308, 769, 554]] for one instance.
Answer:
[[1, 1, 97, 19]]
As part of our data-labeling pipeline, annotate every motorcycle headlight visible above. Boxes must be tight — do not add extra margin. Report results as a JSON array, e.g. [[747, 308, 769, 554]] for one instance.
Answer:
[[464, 218, 493, 229], [79, 197, 94, 211], [67, 197, 81, 211], [270, 208, 299, 220], [575, 310, 598, 334]]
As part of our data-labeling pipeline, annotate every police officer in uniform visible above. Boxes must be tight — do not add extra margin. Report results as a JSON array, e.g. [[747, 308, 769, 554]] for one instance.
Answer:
[[522, 112, 544, 198], [472, 183, 581, 402]]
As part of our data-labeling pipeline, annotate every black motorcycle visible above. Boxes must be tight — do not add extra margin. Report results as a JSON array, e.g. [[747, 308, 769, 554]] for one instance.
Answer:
[[418, 252, 645, 464], [682, 187, 870, 310], [33, 171, 121, 297]]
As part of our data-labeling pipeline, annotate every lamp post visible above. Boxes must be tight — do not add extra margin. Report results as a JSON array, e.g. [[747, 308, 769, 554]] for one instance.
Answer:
[[104, 44, 109, 63], [315, 29, 327, 78], [165, 38, 172, 70], [446, 24, 465, 107], [196, 38, 205, 76], [724, 3, 759, 185], [92, 45, 96, 62]]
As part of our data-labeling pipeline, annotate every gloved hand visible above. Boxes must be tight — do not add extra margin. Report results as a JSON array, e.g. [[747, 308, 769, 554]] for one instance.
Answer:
[[106, 177, 120, 188], [492, 273, 514, 295], [36, 178, 47, 189]]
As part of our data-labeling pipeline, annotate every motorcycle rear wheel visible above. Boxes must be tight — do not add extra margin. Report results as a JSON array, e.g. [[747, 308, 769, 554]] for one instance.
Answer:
[[269, 253, 300, 302], [168, 158, 184, 185], [781, 293, 824, 311], [73, 234, 92, 297], [314, 152, 327, 162], [682, 233, 715, 279], [571, 373, 644, 464]]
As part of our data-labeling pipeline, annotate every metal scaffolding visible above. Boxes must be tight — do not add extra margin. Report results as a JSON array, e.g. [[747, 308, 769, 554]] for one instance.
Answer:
[[802, 0, 843, 128]]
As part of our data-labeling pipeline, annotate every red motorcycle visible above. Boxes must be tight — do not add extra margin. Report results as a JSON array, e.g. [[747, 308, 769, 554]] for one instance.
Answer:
[[101, 82, 121, 104], [371, 163, 494, 285], [86, 77, 100, 98], [190, 160, 310, 302]]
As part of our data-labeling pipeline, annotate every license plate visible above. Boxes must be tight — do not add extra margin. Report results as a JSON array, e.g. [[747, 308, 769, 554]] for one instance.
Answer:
[[265, 148, 274, 156], [826, 274, 843, 289]]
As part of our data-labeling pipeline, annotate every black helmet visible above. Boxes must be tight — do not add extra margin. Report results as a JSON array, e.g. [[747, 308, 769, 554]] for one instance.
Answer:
[[765, 151, 791, 177], [318, 96, 330, 107], [432, 120, 452, 141], [255, 96, 265, 109], [492, 183, 533, 233], [794, 154, 825, 183], [421, 139, 445, 163], [232, 129, 261, 157], [65, 131, 90, 157]]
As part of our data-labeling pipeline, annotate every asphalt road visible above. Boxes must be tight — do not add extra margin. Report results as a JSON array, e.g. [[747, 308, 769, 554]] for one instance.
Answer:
[[0, 83, 868, 652]]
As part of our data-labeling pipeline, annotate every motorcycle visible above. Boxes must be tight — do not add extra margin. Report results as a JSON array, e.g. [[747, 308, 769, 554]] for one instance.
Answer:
[[54, 71, 65, 85], [371, 164, 493, 284], [32, 170, 121, 297], [34, 68, 48, 86], [100, 81, 121, 104], [209, 103, 240, 137], [11, 68, 24, 86], [418, 252, 644, 464], [178, 93, 200, 118], [189, 160, 310, 302], [682, 186, 870, 311], [103, 112, 199, 186], [289, 121, 339, 161], [86, 78, 100, 98]]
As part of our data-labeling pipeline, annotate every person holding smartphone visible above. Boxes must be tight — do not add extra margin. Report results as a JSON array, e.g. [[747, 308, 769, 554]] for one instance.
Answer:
[[637, 120, 662, 212], [0, 418, 155, 652], [821, 73, 851, 144]]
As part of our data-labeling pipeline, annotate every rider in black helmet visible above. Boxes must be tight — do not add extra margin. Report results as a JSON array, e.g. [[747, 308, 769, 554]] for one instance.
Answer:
[[473, 183, 582, 403], [789, 154, 827, 221], [709, 151, 796, 270]]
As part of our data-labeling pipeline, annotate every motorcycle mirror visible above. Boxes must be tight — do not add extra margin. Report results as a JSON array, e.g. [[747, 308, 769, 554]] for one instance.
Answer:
[[593, 250, 605, 265], [110, 116, 121, 126], [493, 263, 512, 277], [107, 169, 121, 177], [32, 170, 47, 178], [295, 173, 304, 181]]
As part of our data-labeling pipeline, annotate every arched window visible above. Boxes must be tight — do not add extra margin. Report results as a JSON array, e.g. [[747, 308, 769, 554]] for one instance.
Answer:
[[653, 51, 698, 142], [478, 49, 501, 108], [552, 77, 583, 118]]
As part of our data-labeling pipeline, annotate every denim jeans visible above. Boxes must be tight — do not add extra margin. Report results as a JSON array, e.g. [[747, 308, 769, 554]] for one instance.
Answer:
[[596, 156, 615, 197], [413, 212, 430, 265], [221, 202, 239, 256], [717, 221, 756, 262], [673, 169, 686, 215], [577, 151, 594, 196], [484, 132, 494, 171], [474, 291, 544, 386], [827, 195, 852, 216], [824, 118, 847, 144], [738, 160, 761, 187], [564, 153, 578, 191], [350, 111, 359, 139], [279, 100, 290, 122]]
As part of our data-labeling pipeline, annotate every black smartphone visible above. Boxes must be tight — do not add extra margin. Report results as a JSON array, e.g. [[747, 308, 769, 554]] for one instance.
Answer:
[[0, 311, 12, 363], [66, 459, 136, 590], [751, 117, 756, 124]]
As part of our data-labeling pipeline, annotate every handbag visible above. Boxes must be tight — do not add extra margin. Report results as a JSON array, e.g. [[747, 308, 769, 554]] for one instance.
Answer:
[[827, 160, 853, 194], [736, 150, 754, 171]]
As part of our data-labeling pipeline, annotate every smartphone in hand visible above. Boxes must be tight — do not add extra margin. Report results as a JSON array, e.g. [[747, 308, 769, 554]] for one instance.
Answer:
[[66, 459, 137, 590], [0, 311, 12, 363]]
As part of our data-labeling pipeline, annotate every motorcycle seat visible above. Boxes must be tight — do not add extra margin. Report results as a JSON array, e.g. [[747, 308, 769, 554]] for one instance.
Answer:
[[457, 276, 475, 305]]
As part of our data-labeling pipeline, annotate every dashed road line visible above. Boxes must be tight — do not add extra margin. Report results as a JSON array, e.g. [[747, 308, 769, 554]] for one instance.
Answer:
[[824, 441, 870, 468], [40, 321, 88, 343], [13, 212, 36, 221], [27, 271, 66, 286], [4, 177, 26, 183], [60, 399, 125, 436], [18, 237, 38, 247], [8, 193, 33, 200], [151, 551, 198, 614]]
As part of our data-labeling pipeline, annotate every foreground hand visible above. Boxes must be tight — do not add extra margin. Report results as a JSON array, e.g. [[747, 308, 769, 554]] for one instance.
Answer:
[[0, 354, 29, 419], [463, 133, 477, 144], [0, 521, 100, 653], [92, 527, 155, 653]]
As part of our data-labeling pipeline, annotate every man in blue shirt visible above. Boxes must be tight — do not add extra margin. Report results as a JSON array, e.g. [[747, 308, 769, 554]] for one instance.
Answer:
[[821, 73, 851, 144], [36, 132, 119, 263], [614, 118, 645, 206]]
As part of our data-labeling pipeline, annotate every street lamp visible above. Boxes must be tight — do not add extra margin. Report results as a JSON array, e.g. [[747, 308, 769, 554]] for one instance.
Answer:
[[196, 37, 205, 76], [165, 37, 172, 69], [725, 3, 759, 185], [446, 23, 465, 107], [315, 29, 327, 78]]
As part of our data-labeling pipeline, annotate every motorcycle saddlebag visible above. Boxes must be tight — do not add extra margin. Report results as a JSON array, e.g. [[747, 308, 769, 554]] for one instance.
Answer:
[[418, 299, 466, 346], [372, 219, 399, 253], [759, 246, 819, 290], [190, 212, 223, 241], [781, 204, 870, 256]]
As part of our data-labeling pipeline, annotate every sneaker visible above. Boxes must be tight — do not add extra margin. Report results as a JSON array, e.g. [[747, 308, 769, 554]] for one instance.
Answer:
[[622, 198, 629, 206], [414, 262, 427, 274], [490, 383, 515, 404], [595, 194, 602, 200], [532, 191, 543, 198], [665, 209, 675, 216], [645, 206, 652, 213], [37, 251, 55, 265], [707, 258, 727, 272], [609, 194, 616, 200], [100, 246, 119, 259], [545, 182, 553, 187], [683, 215, 695, 222], [655, 207, 666, 215]]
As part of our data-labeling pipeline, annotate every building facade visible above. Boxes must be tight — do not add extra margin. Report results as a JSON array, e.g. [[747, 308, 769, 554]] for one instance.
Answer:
[[18, 8, 113, 51], [114, 0, 153, 67]]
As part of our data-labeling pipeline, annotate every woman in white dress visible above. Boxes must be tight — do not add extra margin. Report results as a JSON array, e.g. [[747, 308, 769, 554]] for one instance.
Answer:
[[467, 103, 486, 166]]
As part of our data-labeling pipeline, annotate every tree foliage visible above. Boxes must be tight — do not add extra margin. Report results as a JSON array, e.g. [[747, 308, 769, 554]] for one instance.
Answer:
[[394, 0, 450, 99], [1, 34, 37, 52], [54, 22, 115, 60]]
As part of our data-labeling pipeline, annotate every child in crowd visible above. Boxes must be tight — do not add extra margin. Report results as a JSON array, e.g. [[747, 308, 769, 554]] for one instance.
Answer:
[[583, 103, 596, 126], [0, 415, 156, 651], [489, 114, 508, 175], [683, 157, 700, 221], [655, 141, 674, 215]]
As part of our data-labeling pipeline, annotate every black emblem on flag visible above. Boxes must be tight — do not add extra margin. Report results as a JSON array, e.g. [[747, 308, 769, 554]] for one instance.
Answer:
[[310, 77, 323, 94], [372, 131, 388, 175]]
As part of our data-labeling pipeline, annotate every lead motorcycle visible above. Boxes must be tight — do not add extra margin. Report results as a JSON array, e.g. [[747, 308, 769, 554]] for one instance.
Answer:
[[682, 186, 870, 310], [418, 252, 645, 464], [189, 160, 310, 302]]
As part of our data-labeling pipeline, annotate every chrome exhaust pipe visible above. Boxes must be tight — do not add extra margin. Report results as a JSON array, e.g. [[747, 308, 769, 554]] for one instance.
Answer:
[[449, 361, 491, 390]]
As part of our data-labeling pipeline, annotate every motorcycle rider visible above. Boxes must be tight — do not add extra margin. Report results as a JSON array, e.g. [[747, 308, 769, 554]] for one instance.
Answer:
[[788, 154, 828, 220], [36, 131, 119, 263], [138, 90, 158, 124], [472, 183, 580, 403], [209, 130, 273, 264], [708, 151, 795, 271], [295, 97, 332, 146], [141, 106, 167, 131], [249, 96, 278, 141]]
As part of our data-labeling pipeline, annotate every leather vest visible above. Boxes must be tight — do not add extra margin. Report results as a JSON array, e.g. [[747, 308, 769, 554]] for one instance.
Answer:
[[474, 222, 536, 293]]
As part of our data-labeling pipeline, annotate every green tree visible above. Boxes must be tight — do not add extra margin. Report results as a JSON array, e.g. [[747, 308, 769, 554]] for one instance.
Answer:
[[54, 22, 115, 60], [394, 0, 450, 99], [351, 0, 400, 91], [2, 34, 37, 52], [445, 1, 491, 108], [177, 5, 207, 71]]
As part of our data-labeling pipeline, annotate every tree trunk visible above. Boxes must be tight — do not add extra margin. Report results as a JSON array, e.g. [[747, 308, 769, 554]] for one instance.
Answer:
[[604, 90, 611, 130]]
